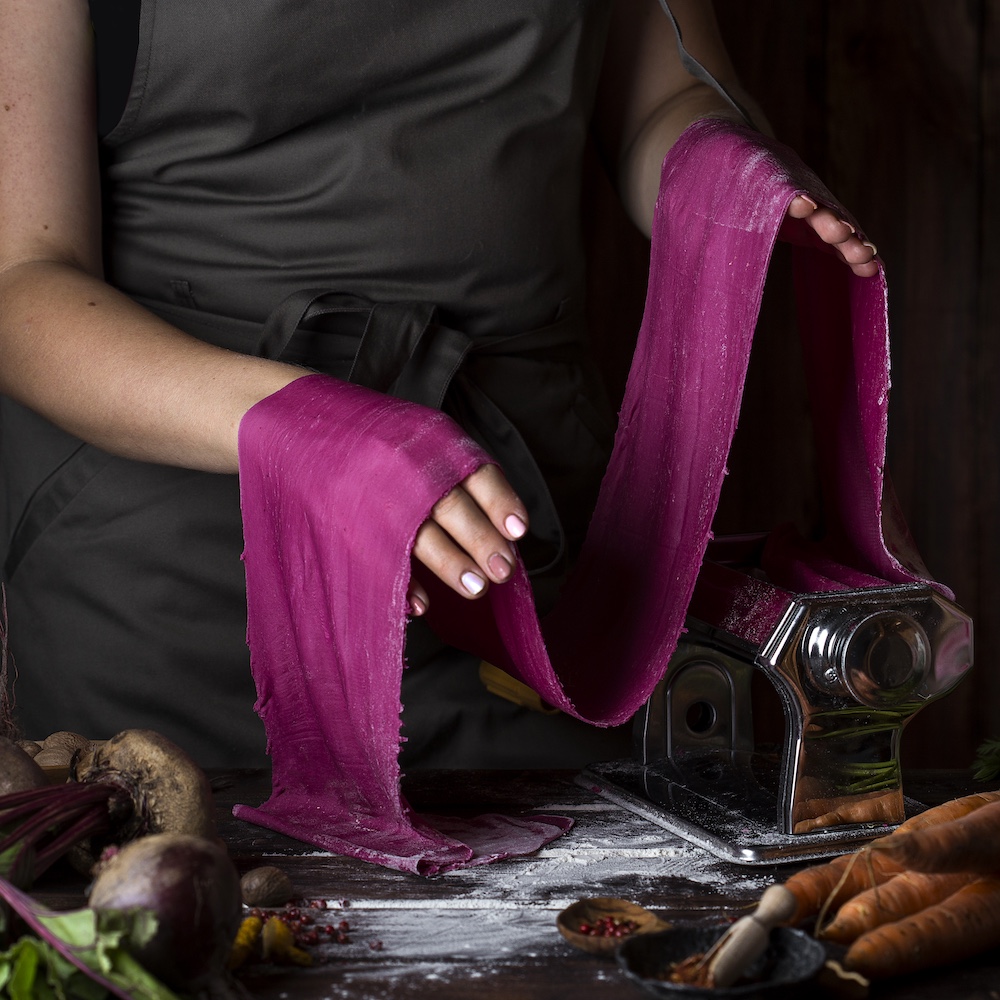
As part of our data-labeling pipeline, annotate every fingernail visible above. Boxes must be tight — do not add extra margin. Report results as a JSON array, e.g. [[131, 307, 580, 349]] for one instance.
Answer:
[[799, 195, 818, 211], [505, 514, 527, 539], [488, 552, 512, 581], [840, 219, 857, 235], [861, 240, 878, 257], [461, 571, 485, 596], [408, 595, 427, 617]]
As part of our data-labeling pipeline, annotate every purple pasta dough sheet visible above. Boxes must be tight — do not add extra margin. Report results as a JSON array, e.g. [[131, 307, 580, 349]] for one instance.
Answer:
[[234, 120, 935, 874], [233, 376, 569, 874]]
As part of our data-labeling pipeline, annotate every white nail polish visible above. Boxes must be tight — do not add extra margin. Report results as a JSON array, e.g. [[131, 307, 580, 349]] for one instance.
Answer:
[[461, 571, 485, 596], [505, 514, 527, 539]]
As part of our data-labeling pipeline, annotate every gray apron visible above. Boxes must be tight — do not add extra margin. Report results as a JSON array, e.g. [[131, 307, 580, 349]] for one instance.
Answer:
[[1, 0, 622, 766]]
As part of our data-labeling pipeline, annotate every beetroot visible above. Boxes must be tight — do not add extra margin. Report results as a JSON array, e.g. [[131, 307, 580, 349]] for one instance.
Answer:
[[0, 728, 217, 885], [88, 833, 242, 992], [72, 729, 217, 843]]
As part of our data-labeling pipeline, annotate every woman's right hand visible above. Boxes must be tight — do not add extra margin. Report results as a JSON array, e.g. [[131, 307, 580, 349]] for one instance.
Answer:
[[407, 464, 528, 615]]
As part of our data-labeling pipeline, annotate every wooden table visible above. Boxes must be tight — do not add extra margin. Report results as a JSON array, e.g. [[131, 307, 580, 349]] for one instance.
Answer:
[[32, 768, 1000, 998]]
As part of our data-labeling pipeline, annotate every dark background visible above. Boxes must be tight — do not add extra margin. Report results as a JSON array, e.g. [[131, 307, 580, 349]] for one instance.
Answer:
[[586, 0, 998, 769]]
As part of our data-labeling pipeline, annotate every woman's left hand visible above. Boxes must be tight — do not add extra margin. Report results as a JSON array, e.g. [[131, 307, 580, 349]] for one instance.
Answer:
[[784, 194, 880, 278], [597, 1, 882, 282]]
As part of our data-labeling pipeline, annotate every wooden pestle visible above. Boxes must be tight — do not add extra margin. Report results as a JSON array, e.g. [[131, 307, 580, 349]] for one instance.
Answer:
[[706, 884, 798, 988]]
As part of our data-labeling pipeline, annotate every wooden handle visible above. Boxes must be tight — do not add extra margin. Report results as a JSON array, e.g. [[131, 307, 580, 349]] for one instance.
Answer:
[[756, 884, 798, 925], [707, 885, 797, 988]]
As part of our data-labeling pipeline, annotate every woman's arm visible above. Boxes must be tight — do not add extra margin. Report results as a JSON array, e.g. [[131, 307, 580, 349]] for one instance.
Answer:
[[0, 0, 523, 609], [0, 1, 305, 473], [595, 0, 879, 277]]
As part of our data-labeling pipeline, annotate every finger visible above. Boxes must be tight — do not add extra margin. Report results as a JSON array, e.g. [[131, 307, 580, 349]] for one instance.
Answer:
[[406, 578, 430, 617], [848, 244, 880, 278], [412, 518, 491, 599], [787, 196, 880, 277], [786, 193, 822, 220], [800, 204, 856, 246], [837, 238, 879, 276], [460, 464, 529, 541], [428, 482, 516, 585]]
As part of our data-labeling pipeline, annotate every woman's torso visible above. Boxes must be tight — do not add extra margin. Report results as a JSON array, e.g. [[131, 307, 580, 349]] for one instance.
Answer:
[[1, 2, 619, 764], [92, 0, 613, 336]]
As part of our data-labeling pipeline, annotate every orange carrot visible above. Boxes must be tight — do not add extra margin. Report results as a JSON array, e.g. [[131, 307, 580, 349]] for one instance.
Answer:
[[890, 789, 1000, 837], [844, 876, 1000, 979], [819, 870, 977, 944], [792, 788, 902, 835], [782, 850, 903, 926], [871, 798, 1000, 874], [782, 789, 1000, 926]]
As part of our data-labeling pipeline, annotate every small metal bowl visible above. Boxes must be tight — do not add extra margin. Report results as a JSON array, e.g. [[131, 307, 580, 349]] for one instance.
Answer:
[[616, 924, 826, 996]]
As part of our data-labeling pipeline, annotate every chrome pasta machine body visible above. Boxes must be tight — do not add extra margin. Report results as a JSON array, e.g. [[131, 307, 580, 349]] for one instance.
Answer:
[[581, 536, 974, 864]]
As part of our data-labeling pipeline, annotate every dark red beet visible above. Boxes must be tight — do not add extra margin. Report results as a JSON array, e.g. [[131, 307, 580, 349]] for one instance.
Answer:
[[88, 832, 242, 992]]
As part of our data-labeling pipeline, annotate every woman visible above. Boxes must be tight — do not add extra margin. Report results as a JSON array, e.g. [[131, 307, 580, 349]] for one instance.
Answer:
[[0, 0, 877, 766]]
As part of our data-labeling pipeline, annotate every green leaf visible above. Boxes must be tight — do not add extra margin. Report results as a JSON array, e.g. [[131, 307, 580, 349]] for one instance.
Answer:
[[8, 941, 40, 1000], [0, 904, 182, 1000], [34, 908, 182, 1000], [0, 844, 33, 891], [0, 845, 18, 881], [0, 872, 186, 1000], [0, 936, 90, 1000], [36, 909, 107, 951], [972, 737, 1000, 782]]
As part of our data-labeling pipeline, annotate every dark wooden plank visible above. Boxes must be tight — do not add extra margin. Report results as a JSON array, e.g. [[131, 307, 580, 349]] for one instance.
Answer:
[[974, 0, 1000, 761], [234, 945, 1000, 1000], [218, 771, 777, 908], [220, 768, 1000, 999], [226, 769, 1000, 1000]]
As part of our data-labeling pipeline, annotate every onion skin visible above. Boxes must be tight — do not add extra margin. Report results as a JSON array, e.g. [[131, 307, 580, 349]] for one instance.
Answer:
[[0, 736, 48, 795], [88, 832, 242, 992]]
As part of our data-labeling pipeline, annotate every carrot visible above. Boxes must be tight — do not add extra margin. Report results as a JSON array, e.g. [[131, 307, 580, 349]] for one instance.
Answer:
[[869, 798, 1000, 874], [844, 876, 1000, 979], [782, 789, 1000, 926], [890, 788, 1000, 837], [782, 850, 903, 926], [819, 870, 977, 944], [792, 788, 902, 835]]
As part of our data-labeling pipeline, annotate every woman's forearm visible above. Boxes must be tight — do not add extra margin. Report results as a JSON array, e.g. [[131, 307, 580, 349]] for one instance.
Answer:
[[616, 82, 766, 237], [0, 259, 305, 473]]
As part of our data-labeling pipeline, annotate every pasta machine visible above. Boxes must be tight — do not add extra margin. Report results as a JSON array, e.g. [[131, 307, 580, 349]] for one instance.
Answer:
[[580, 534, 974, 864]]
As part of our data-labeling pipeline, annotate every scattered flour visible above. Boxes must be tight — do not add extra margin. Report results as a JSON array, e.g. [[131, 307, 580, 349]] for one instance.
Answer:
[[248, 796, 781, 999], [285, 798, 777, 980]]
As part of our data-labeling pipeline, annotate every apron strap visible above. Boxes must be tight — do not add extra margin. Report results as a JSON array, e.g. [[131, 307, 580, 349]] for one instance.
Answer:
[[258, 288, 570, 574], [656, 0, 758, 130]]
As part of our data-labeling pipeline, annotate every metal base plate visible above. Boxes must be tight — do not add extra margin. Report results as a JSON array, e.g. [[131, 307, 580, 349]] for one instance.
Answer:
[[579, 755, 924, 866]]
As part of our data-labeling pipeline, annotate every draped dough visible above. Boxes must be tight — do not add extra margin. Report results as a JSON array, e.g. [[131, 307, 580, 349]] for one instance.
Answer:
[[233, 120, 933, 874]]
